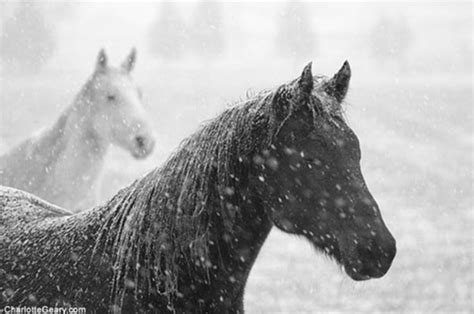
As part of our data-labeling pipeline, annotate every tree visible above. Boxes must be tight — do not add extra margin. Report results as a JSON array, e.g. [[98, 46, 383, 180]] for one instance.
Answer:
[[189, 1, 225, 59], [275, 1, 316, 61], [149, 2, 188, 60], [1, 2, 56, 75]]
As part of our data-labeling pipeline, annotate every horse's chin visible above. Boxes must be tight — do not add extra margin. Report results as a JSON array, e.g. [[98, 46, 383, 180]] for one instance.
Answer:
[[339, 244, 390, 281], [131, 150, 152, 160], [341, 263, 373, 281], [129, 142, 155, 159], [308, 236, 385, 281]]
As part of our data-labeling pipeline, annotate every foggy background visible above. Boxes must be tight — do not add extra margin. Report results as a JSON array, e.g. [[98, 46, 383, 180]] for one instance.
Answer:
[[0, 1, 472, 312]]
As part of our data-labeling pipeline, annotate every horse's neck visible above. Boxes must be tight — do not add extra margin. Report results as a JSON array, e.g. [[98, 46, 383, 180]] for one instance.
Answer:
[[32, 95, 108, 210], [215, 195, 272, 273], [50, 98, 108, 190], [59, 111, 107, 176], [155, 188, 273, 311]]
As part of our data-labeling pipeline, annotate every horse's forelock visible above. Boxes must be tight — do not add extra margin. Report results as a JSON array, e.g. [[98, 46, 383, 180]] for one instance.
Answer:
[[271, 76, 347, 140]]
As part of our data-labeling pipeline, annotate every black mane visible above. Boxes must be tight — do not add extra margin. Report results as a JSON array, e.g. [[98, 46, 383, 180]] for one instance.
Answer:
[[93, 88, 278, 305]]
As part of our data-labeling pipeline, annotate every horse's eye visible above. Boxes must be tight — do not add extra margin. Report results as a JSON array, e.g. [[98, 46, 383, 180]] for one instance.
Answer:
[[107, 94, 116, 101]]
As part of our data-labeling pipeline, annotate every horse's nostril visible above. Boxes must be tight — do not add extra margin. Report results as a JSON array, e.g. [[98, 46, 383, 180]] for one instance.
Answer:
[[355, 238, 396, 278], [135, 135, 146, 148]]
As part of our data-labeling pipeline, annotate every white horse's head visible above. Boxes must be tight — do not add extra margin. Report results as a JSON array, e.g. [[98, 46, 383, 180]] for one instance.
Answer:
[[83, 48, 155, 159]]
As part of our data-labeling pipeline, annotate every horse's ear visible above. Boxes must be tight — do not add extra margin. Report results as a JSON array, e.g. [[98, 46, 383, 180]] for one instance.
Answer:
[[298, 62, 314, 96], [96, 49, 108, 71], [122, 48, 137, 72], [325, 61, 351, 102], [272, 62, 314, 121]]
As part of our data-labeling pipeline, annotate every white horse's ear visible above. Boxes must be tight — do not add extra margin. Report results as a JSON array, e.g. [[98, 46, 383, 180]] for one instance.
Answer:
[[122, 48, 137, 72], [96, 49, 108, 71]]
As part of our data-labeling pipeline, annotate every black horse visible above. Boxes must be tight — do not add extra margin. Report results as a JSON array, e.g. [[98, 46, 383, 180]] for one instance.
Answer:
[[0, 62, 396, 312]]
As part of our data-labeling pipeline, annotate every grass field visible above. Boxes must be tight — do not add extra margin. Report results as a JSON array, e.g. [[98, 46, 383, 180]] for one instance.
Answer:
[[0, 65, 472, 313]]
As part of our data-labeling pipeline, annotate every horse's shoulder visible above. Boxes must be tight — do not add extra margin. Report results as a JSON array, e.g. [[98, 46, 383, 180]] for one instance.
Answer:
[[0, 186, 73, 227]]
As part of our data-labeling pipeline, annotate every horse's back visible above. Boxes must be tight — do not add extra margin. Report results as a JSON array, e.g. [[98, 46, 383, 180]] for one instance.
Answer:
[[0, 186, 73, 228]]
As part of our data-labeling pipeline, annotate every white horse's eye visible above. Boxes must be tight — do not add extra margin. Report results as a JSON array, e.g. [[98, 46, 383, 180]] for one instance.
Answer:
[[107, 94, 116, 102]]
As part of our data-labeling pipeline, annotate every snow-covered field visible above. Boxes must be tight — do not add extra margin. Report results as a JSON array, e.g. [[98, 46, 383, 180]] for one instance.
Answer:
[[0, 65, 471, 312]]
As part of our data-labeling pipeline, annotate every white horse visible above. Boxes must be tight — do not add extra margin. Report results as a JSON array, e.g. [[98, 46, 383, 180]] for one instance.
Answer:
[[0, 49, 156, 212]]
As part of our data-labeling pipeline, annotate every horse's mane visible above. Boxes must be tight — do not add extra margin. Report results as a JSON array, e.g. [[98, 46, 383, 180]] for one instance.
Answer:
[[92, 87, 278, 305], [91, 76, 343, 306]]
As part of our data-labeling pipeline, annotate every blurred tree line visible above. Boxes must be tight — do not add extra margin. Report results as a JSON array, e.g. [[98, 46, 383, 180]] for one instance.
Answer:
[[1, 1, 470, 76], [148, 1, 317, 62], [1, 2, 56, 75], [149, 1, 225, 60], [1, 2, 75, 76]]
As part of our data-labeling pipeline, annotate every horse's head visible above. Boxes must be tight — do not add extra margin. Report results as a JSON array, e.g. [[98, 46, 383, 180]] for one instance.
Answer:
[[85, 48, 155, 159], [254, 62, 396, 281]]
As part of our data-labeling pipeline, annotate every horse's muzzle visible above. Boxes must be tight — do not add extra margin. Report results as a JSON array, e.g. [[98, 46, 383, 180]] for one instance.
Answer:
[[341, 234, 396, 281], [131, 134, 155, 159]]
